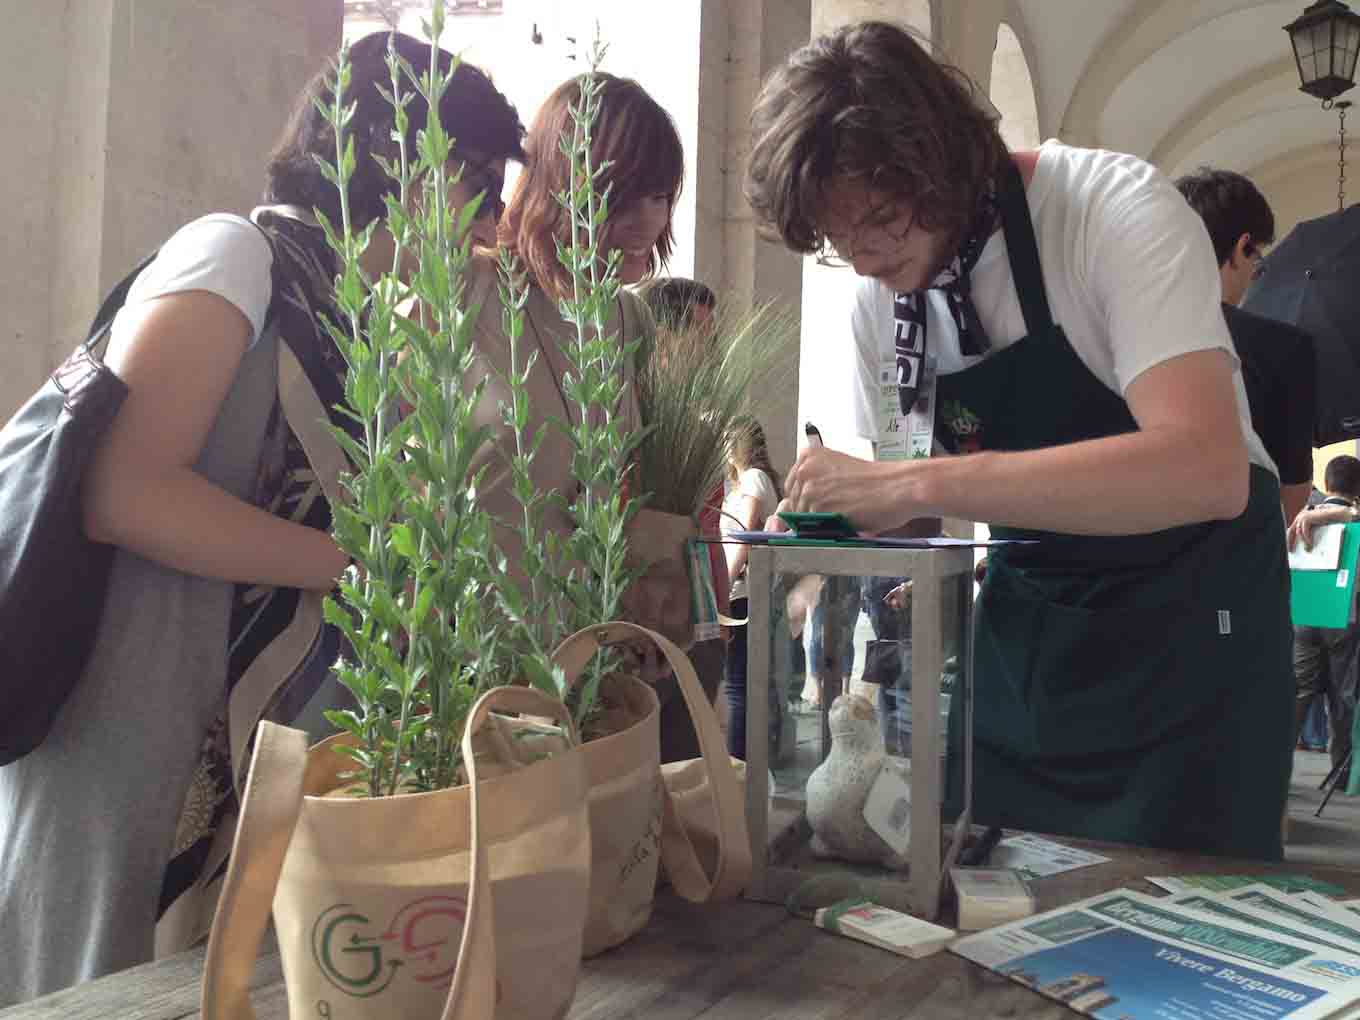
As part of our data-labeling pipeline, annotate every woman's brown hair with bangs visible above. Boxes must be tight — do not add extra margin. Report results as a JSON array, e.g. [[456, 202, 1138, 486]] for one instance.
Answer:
[[502, 73, 684, 296], [744, 20, 1009, 261]]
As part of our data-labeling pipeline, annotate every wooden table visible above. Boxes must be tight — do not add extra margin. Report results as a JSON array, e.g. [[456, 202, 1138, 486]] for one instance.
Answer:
[[6, 842, 1359, 1020]]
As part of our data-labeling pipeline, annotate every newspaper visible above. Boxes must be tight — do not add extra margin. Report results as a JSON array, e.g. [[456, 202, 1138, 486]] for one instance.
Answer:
[[951, 888, 1360, 1019], [1222, 885, 1360, 953], [1148, 875, 1349, 898], [1169, 892, 1360, 956], [985, 833, 1111, 880], [1297, 893, 1360, 922]]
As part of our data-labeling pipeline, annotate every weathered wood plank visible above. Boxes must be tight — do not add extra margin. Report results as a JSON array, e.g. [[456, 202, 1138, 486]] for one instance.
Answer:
[[838, 962, 1071, 1020], [0, 946, 280, 1020], [6, 849, 1360, 1020]]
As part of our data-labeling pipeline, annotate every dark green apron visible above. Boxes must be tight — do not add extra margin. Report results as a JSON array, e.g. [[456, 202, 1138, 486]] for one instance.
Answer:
[[939, 165, 1293, 860]]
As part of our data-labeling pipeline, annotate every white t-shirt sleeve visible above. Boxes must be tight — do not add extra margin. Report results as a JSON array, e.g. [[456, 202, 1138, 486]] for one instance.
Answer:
[[1079, 161, 1235, 392], [738, 468, 778, 520], [121, 214, 274, 347]]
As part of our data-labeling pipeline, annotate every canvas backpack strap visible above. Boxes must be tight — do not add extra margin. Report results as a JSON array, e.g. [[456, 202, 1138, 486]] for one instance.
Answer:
[[200, 721, 309, 1020], [550, 622, 751, 901]]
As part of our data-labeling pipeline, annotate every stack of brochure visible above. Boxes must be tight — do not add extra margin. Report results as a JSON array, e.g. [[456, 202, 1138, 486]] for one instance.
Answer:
[[950, 867, 1037, 931], [812, 899, 956, 959], [952, 881, 1360, 1019]]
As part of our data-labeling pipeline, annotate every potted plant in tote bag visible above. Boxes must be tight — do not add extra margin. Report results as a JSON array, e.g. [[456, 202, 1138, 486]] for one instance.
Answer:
[[200, 12, 591, 1020], [487, 47, 750, 960], [632, 296, 799, 644]]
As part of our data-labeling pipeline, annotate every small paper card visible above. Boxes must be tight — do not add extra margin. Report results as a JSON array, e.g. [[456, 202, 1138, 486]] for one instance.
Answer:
[[863, 767, 912, 857], [1288, 523, 1344, 571]]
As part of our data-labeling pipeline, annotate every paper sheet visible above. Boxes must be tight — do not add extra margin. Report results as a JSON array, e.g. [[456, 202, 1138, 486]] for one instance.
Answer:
[[1289, 523, 1344, 571]]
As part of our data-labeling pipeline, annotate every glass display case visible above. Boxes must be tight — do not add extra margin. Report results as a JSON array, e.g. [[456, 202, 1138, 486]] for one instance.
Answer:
[[743, 543, 975, 921]]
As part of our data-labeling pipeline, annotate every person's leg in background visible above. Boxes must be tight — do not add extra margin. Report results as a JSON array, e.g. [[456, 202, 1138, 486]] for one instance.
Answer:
[[658, 637, 725, 764], [1322, 625, 1358, 771], [862, 576, 911, 754], [1295, 626, 1328, 752], [725, 597, 750, 759], [801, 576, 860, 708]]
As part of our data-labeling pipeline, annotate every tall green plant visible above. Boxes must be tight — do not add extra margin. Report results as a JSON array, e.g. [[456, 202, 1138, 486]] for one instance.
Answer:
[[486, 248, 573, 704], [492, 46, 649, 730], [315, 7, 507, 796], [553, 51, 647, 627]]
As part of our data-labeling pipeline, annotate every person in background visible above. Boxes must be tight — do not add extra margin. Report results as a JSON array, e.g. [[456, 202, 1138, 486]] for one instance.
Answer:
[[799, 577, 860, 711], [720, 417, 783, 758], [746, 21, 1292, 859], [1289, 454, 1360, 773], [641, 276, 718, 336], [0, 32, 525, 1005], [1176, 168, 1315, 523], [638, 276, 729, 760]]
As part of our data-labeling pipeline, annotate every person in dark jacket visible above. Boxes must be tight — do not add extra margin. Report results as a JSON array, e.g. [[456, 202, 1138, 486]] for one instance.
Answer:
[[1176, 167, 1316, 523]]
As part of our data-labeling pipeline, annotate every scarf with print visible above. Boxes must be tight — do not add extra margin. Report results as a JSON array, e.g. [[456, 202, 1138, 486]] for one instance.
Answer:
[[893, 192, 999, 415]]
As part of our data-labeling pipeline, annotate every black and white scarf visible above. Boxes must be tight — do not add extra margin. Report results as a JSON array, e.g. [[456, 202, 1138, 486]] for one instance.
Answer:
[[892, 196, 998, 415], [157, 210, 357, 924]]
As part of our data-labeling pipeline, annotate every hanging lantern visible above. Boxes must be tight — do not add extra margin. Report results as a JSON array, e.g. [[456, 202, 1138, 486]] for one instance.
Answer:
[[1286, 0, 1360, 103]]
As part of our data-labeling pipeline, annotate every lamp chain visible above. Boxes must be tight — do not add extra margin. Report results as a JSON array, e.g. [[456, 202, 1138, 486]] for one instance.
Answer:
[[1341, 101, 1350, 211]]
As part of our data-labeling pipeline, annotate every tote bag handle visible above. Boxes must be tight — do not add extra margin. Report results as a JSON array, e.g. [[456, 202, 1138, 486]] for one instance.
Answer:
[[550, 621, 750, 901]]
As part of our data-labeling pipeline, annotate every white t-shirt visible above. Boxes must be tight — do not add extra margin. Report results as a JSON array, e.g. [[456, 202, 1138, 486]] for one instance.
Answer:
[[848, 140, 1272, 473], [721, 467, 779, 601], [111, 213, 275, 346]]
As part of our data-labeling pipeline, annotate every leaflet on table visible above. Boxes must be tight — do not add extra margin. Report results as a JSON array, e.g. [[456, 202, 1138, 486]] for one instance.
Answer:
[[1222, 885, 1360, 954], [985, 833, 1111, 880], [952, 888, 1360, 1020], [1147, 875, 1349, 898]]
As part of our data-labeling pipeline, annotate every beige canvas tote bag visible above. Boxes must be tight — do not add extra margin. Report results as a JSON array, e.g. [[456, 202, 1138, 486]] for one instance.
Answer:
[[550, 621, 750, 957], [200, 686, 591, 1020]]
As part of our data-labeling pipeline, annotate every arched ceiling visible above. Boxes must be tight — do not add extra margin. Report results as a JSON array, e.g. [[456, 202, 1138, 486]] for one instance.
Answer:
[[1013, 0, 1351, 184]]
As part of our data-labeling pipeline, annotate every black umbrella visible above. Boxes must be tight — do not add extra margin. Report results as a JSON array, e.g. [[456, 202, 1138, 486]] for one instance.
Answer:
[[1243, 203, 1360, 445]]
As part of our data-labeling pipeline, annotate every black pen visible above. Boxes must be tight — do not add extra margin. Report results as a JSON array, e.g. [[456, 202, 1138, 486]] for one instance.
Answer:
[[804, 421, 823, 447], [959, 825, 1005, 867]]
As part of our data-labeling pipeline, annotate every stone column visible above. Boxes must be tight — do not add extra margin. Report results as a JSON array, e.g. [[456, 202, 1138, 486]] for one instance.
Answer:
[[933, 0, 1004, 91], [0, 0, 341, 419], [697, 0, 811, 474]]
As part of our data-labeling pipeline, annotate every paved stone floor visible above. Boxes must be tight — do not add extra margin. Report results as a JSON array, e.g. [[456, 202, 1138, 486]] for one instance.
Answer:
[[1285, 748, 1360, 870]]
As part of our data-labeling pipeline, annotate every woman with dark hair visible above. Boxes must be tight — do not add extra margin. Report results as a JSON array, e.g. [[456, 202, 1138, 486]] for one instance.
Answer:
[[747, 21, 1292, 859], [0, 31, 524, 1005]]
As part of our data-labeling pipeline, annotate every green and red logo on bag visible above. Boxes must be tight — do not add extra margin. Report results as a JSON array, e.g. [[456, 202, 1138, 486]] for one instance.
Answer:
[[311, 895, 467, 998]]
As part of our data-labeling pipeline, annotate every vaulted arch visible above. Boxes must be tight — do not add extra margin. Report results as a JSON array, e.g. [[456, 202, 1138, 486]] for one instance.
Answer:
[[1151, 57, 1299, 174], [991, 20, 1040, 150], [1059, 0, 1282, 149]]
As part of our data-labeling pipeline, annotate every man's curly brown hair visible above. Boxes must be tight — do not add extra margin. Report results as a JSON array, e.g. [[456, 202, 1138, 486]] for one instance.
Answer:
[[744, 21, 1010, 262]]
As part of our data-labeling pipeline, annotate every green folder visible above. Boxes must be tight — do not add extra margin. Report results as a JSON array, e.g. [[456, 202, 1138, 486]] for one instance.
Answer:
[[1290, 522, 1360, 628]]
